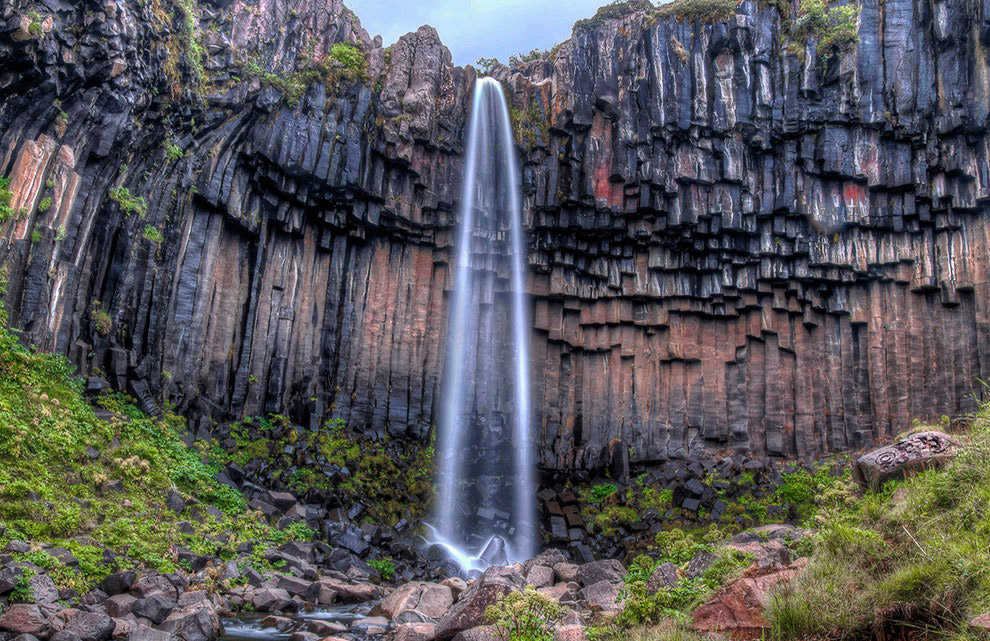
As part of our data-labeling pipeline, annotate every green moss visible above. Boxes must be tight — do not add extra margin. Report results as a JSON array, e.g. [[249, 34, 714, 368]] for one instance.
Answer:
[[509, 100, 549, 148], [0, 306, 318, 592], [31, 230, 41, 243]]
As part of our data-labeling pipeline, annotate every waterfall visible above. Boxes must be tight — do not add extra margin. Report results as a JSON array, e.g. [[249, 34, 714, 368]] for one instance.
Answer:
[[427, 77, 537, 573]]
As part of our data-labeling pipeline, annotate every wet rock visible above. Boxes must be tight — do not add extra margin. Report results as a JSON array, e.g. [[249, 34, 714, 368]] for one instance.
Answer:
[[157, 601, 223, 641], [249, 588, 292, 612]]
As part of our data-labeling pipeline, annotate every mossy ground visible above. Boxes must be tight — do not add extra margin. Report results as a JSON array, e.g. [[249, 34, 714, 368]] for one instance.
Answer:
[[0, 299, 314, 594]]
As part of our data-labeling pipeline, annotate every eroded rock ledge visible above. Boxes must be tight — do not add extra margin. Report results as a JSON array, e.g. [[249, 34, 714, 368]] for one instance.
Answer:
[[1, 0, 988, 470]]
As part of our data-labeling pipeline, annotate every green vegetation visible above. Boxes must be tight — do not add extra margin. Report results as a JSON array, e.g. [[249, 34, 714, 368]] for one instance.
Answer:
[[509, 100, 549, 148], [591, 483, 619, 502], [31, 230, 41, 244], [768, 411, 990, 639], [475, 57, 500, 75], [38, 196, 52, 213], [573, 0, 652, 33], [89, 302, 112, 336], [0, 298, 316, 593], [27, 11, 44, 37], [109, 186, 148, 217], [509, 49, 546, 67], [206, 416, 434, 525], [650, 0, 738, 23], [367, 557, 395, 581], [142, 225, 163, 243], [175, 0, 205, 85], [791, 0, 860, 63], [0, 177, 14, 224], [166, 142, 185, 162], [486, 585, 568, 641], [244, 41, 369, 107]]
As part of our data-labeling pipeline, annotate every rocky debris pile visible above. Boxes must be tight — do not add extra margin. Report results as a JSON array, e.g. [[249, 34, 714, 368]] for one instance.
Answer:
[[540, 455, 828, 561]]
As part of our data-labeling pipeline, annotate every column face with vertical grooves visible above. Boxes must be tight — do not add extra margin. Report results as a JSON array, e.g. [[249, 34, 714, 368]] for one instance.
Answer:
[[0, 0, 989, 473]]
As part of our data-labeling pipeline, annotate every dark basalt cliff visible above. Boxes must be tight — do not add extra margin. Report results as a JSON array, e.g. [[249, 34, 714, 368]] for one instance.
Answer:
[[2, 0, 989, 471]]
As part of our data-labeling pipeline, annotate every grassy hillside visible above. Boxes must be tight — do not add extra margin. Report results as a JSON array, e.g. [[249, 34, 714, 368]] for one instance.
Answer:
[[0, 296, 313, 594], [768, 409, 990, 638]]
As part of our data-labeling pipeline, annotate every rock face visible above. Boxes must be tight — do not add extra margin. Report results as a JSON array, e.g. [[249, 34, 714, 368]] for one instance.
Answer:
[[2, 0, 990, 469], [852, 430, 958, 488]]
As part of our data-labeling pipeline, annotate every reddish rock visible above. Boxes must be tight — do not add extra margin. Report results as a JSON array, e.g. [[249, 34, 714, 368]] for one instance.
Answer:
[[0, 605, 52, 639], [434, 566, 524, 640], [691, 565, 803, 639], [390, 623, 437, 641]]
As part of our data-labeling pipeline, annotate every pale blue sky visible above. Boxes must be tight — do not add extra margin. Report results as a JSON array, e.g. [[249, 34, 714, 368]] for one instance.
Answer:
[[346, 0, 613, 66]]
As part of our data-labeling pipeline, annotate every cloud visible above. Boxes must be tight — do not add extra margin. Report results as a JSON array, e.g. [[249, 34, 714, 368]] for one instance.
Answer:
[[346, 0, 608, 66]]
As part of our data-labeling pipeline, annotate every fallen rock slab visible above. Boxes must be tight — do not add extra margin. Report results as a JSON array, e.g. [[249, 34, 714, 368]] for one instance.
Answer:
[[853, 431, 957, 489], [0, 605, 52, 639]]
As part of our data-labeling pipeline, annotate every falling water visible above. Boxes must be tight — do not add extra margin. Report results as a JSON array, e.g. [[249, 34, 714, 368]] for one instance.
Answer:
[[427, 77, 536, 572]]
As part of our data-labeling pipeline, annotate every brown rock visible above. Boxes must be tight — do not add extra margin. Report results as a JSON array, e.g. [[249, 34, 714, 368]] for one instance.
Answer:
[[553, 625, 586, 641], [552, 564, 578, 584], [645, 562, 679, 593], [524, 565, 554, 589], [434, 566, 524, 640], [578, 580, 621, 614], [576, 560, 624, 587], [440, 578, 467, 600], [390, 623, 436, 641], [0, 605, 52, 639], [371, 582, 452, 620], [691, 565, 803, 638], [314, 578, 380, 604], [449, 627, 497, 641]]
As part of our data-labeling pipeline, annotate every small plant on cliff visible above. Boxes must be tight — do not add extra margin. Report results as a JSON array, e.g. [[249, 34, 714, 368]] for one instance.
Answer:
[[166, 142, 184, 162], [486, 585, 568, 641], [509, 100, 549, 148], [27, 11, 44, 37], [109, 186, 147, 217], [37, 196, 52, 213], [327, 42, 368, 82], [792, 0, 860, 64], [509, 49, 546, 67], [475, 57, 501, 75], [0, 177, 14, 224], [31, 230, 41, 244], [142, 225, 163, 243], [90, 302, 112, 336]]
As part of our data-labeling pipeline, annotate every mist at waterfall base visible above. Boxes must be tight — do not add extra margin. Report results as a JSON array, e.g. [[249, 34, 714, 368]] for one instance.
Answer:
[[423, 78, 537, 575]]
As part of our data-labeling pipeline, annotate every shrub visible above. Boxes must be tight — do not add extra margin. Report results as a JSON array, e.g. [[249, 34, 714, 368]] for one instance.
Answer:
[[327, 42, 367, 82], [509, 49, 545, 67], [109, 186, 147, 217], [367, 557, 395, 581], [475, 57, 500, 75], [27, 11, 44, 37], [792, 0, 860, 63], [0, 177, 13, 223], [38, 196, 52, 213], [485, 585, 567, 641], [142, 225, 163, 243], [31, 230, 41, 243], [573, 1, 652, 33], [90, 303, 112, 336]]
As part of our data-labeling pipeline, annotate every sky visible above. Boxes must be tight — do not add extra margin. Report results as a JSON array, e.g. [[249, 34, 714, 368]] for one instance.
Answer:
[[345, 0, 610, 67]]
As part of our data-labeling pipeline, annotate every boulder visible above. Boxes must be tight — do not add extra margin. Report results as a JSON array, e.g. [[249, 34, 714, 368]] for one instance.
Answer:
[[313, 578, 379, 603], [29, 574, 60, 604], [132, 596, 175, 626], [157, 601, 223, 641], [852, 431, 957, 489], [691, 563, 804, 637], [127, 626, 177, 641], [576, 560, 624, 587], [62, 611, 115, 641], [0, 605, 52, 639], [552, 564, 578, 584], [449, 627, 498, 641], [721, 540, 791, 572], [435, 566, 525, 639], [130, 576, 178, 601], [524, 565, 554, 589], [105, 595, 137, 618], [50, 631, 82, 641], [391, 623, 436, 641], [553, 625, 587, 641], [645, 563, 679, 593], [578, 580, 621, 613], [684, 550, 717, 579], [101, 573, 137, 597], [440, 577, 466, 600], [249, 588, 292, 612], [371, 582, 452, 620]]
